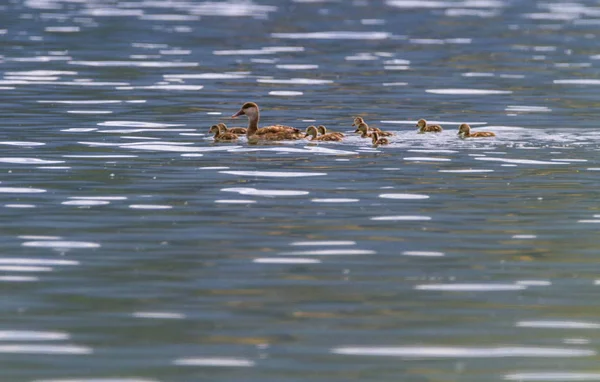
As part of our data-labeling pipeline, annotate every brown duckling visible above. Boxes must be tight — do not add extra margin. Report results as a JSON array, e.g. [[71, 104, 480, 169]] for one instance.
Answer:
[[457, 123, 496, 138], [352, 116, 393, 137], [371, 131, 389, 146], [305, 125, 343, 142], [416, 118, 443, 133], [218, 122, 247, 135], [354, 122, 373, 138], [231, 102, 303, 141], [210, 124, 238, 142], [317, 125, 344, 138]]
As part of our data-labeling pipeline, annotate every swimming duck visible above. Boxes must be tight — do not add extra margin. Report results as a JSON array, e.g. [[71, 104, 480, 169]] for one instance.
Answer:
[[218, 122, 247, 135], [210, 124, 238, 142], [371, 131, 389, 146], [305, 125, 343, 141], [352, 117, 393, 136], [317, 125, 344, 138], [231, 102, 303, 141], [354, 122, 372, 138], [457, 123, 496, 138], [416, 119, 443, 133]]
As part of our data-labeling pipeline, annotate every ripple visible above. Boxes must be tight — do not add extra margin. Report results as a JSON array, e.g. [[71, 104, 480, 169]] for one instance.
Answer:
[[379, 193, 429, 199], [0, 258, 78, 265], [0, 265, 52, 272], [415, 283, 525, 291], [439, 169, 494, 173], [173, 357, 255, 367], [0, 141, 45, 146], [331, 346, 593, 358], [97, 121, 185, 128], [475, 157, 566, 165], [311, 198, 360, 203], [132, 312, 186, 320], [516, 321, 600, 329], [221, 187, 309, 197], [253, 258, 322, 264], [290, 241, 356, 246], [0, 276, 38, 282], [371, 215, 431, 221], [22, 241, 100, 249], [0, 331, 69, 341], [164, 73, 247, 80], [0, 158, 64, 164], [33, 379, 159, 382], [214, 47, 304, 55], [62, 200, 111, 206], [505, 372, 600, 381], [269, 91, 304, 96], [257, 78, 332, 85], [402, 251, 444, 257], [129, 204, 172, 210], [426, 88, 512, 95], [69, 60, 198, 68], [404, 157, 452, 162], [276, 64, 318, 70], [271, 31, 390, 40], [554, 79, 600, 85], [214, 200, 257, 204], [512, 234, 537, 239], [0, 187, 46, 193], [5, 204, 36, 208], [220, 171, 327, 178], [279, 249, 375, 255], [0, 344, 92, 354]]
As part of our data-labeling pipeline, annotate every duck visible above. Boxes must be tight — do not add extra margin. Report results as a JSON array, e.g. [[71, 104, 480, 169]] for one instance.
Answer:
[[305, 125, 343, 142], [352, 116, 393, 136], [231, 102, 304, 141], [416, 118, 443, 133], [218, 122, 247, 135], [210, 124, 238, 142], [354, 122, 372, 138], [372, 131, 389, 146], [317, 125, 344, 138], [457, 123, 496, 138]]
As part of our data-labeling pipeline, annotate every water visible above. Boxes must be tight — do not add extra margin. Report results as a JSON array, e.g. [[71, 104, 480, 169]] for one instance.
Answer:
[[2, 0, 600, 381]]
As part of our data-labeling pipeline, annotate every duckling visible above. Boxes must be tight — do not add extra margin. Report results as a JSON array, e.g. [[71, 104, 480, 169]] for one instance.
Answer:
[[416, 118, 443, 133], [305, 125, 343, 142], [231, 102, 303, 141], [371, 131, 389, 146], [457, 123, 496, 138], [354, 122, 372, 138], [218, 122, 247, 135], [210, 124, 238, 142], [317, 125, 344, 138], [352, 116, 393, 136]]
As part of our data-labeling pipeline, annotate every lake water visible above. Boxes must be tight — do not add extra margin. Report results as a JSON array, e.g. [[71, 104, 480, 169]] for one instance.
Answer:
[[2, 0, 600, 381]]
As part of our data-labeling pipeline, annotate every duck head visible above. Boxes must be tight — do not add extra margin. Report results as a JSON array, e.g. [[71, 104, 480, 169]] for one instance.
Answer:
[[209, 124, 220, 135], [416, 119, 427, 129], [458, 123, 470, 137], [305, 125, 318, 139], [352, 116, 365, 127], [232, 102, 259, 119], [317, 125, 327, 135]]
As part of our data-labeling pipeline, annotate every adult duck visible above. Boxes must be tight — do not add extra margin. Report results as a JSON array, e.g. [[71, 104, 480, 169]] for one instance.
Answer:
[[231, 102, 303, 141]]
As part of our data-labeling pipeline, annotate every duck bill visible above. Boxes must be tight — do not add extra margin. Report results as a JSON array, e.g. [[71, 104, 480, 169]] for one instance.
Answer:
[[354, 129, 360, 133], [231, 109, 244, 118]]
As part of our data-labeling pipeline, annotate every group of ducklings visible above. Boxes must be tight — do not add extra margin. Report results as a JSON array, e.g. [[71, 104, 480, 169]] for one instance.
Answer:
[[209, 102, 496, 145]]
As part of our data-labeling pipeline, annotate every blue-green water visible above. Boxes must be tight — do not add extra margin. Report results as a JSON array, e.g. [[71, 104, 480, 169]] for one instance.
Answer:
[[2, 1, 600, 381]]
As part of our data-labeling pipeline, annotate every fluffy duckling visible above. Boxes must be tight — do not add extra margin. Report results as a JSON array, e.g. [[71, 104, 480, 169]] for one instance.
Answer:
[[210, 124, 238, 142], [354, 122, 372, 138], [231, 102, 303, 141], [218, 122, 246, 135], [305, 125, 343, 142], [371, 131, 389, 146], [457, 123, 496, 138], [416, 119, 443, 133], [352, 116, 393, 137], [317, 125, 344, 138]]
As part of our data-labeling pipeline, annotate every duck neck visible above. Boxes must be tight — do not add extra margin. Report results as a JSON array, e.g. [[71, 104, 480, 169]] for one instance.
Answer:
[[246, 111, 260, 136]]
